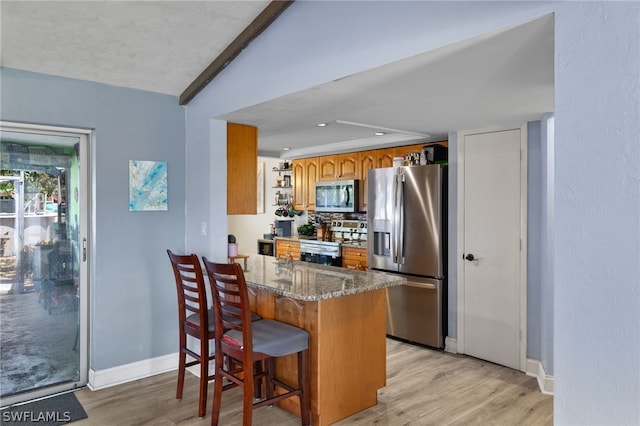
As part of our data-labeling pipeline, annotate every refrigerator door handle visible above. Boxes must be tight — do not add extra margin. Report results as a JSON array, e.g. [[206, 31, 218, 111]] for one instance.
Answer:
[[394, 173, 406, 264], [392, 174, 399, 263], [398, 174, 405, 264], [403, 281, 437, 290]]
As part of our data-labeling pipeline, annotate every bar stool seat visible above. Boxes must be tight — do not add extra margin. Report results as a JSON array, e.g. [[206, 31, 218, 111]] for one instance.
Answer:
[[224, 319, 309, 357]]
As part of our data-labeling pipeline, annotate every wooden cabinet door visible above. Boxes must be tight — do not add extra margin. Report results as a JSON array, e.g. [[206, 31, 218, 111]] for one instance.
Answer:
[[376, 148, 394, 168], [292, 159, 305, 210], [275, 240, 300, 260], [272, 295, 314, 417], [337, 153, 359, 180], [341, 246, 368, 270], [274, 296, 307, 329], [227, 122, 257, 214], [304, 158, 318, 210], [318, 155, 338, 181], [358, 151, 376, 212], [293, 158, 318, 210]]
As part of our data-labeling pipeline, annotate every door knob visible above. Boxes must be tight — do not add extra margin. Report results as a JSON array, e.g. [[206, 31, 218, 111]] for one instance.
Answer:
[[465, 253, 475, 261]]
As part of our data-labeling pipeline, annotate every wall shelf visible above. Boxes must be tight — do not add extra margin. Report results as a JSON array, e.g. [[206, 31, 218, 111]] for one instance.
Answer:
[[273, 167, 293, 209]]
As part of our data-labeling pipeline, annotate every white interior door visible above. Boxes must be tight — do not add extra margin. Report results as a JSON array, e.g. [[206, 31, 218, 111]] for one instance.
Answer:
[[458, 126, 526, 370]]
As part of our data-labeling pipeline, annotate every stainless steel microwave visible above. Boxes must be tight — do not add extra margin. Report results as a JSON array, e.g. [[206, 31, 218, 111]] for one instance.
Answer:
[[315, 179, 359, 212]]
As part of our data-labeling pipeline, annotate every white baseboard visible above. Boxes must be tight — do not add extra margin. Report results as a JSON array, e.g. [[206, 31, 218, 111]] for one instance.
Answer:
[[526, 358, 554, 395], [444, 336, 457, 353], [88, 352, 178, 391]]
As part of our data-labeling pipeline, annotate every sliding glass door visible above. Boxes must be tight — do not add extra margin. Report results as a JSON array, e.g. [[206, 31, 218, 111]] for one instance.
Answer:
[[0, 122, 89, 406]]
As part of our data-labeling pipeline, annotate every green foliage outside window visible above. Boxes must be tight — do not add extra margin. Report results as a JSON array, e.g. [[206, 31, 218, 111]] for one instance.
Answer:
[[0, 170, 65, 201]]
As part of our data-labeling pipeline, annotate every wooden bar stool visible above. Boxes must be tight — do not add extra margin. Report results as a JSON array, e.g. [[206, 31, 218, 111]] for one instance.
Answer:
[[202, 258, 311, 426], [167, 250, 262, 417], [167, 250, 214, 418]]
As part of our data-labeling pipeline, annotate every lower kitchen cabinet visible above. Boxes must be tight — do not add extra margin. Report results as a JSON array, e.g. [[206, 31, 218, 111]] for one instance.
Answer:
[[341, 246, 367, 270], [275, 239, 300, 260]]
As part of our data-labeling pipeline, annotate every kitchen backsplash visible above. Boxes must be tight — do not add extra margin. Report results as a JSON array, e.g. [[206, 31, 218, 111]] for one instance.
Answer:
[[309, 211, 367, 225]]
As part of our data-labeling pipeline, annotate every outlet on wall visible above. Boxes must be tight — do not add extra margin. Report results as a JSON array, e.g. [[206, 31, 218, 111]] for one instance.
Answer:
[[200, 222, 207, 236]]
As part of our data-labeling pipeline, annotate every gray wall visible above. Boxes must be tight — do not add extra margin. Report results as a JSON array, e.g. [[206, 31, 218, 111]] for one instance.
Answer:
[[525, 115, 554, 374], [185, 2, 640, 424], [539, 113, 554, 376], [0, 67, 186, 370], [527, 120, 543, 363], [554, 3, 639, 424]]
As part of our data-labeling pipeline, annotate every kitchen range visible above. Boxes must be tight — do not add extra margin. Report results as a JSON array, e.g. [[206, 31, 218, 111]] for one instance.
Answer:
[[299, 220, 367, 266], [299, 240, 341, 266]]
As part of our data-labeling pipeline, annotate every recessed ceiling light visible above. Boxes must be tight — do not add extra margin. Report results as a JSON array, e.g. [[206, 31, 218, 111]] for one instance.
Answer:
[[374, 132, 385, 136], [282, 147, 291, 151], [316, 123, 327, 127]]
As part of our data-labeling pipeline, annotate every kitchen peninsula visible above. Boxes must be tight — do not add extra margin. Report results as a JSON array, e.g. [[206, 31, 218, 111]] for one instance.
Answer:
[[242, 255, 406, 426]]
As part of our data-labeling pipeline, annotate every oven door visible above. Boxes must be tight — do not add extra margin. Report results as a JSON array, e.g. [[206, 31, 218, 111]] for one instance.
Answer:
[[300, 252, 342, 267]]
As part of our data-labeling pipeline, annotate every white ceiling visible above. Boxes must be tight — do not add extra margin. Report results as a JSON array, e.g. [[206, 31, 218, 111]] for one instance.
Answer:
[[1, 2, 554, 158], [0, 1, 270, 95]]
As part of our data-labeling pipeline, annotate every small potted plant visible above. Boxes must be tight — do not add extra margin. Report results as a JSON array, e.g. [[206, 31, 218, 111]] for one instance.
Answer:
[[228, 234, 238, 257]]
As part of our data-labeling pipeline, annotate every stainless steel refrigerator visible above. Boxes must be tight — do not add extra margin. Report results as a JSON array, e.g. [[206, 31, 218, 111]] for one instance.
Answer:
[[367, 164, 447, 348]]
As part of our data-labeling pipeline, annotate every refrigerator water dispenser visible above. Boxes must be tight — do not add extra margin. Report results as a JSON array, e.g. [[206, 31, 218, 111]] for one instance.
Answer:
[[373, 232, 391, 257]]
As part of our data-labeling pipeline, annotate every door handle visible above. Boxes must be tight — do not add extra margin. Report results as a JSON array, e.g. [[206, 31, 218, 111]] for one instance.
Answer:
[[404, 282, 437, 290], [464, 253, 475, 261]]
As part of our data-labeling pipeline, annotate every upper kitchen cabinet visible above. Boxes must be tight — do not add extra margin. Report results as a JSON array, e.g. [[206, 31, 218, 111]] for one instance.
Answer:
[[292, 157, 318, 211], [227, 122, 257, 215], [292, 159, 305, 210], [318, 155, 338, 181], [358, 150, 376, 211], [376, 148, 394, 168], [304, 158, 318, 210], [337, 153, 360, 180], [318, 153, 359, 181]]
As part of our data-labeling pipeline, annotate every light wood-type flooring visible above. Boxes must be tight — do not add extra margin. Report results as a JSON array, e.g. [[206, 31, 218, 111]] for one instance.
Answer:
[[73, 338, 553, 425]]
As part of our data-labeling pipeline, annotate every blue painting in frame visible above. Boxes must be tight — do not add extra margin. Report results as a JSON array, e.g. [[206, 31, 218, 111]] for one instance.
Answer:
[[129, 160, 168, 211]]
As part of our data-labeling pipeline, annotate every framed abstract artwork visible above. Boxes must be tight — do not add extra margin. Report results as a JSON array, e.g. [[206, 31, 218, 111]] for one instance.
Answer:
[[129, 160, 168, 211]]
